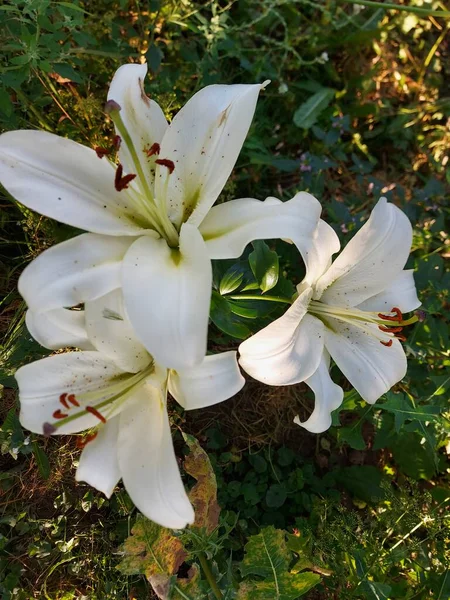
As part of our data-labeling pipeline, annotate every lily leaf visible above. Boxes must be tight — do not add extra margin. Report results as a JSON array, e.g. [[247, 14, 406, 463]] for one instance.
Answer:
[[293, 88, 335, 129], [238, 526, 321, 599], [379, 392, 442, 432], [249, 240, 279, 293]]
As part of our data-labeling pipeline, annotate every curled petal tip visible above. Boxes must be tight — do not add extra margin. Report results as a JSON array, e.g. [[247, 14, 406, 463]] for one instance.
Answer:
[[261, 79, 271, 90], [104, 99, 122, 114], [43, 422, 56, 437]]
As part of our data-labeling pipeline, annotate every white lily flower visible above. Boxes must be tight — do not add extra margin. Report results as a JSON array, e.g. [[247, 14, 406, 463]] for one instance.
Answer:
[[17, 290, 245, 529], [239, 198, 420, 433], [0, 63, 322, 370]]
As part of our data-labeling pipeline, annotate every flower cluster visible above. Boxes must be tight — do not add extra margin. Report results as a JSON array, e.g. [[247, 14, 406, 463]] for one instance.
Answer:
[[0, 63, 419, 529]]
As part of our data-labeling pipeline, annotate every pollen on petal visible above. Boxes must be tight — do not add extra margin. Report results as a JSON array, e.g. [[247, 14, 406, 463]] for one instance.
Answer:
[[155, 158, 175, 174], [86, 406, 107, 423]]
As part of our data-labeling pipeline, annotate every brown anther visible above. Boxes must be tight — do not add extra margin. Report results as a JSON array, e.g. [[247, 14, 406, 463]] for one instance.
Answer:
[[380, 339, 393, 347], [86, 406, 107, 423], [95, 146, 110, 159], [395, 334, 407, 342], [59, 393, 69, 409], [146, 142, 160, 157], [155, 158, 175, 174], [52, 409, 68, 419], [43, 422, 56, 437], [113, 135, 122, 150], [378, 307, 403, 322], [76, 432, 98, 449], [378, 325, 403, 333], [114, 163, 137, 191], [68, 394, 79, 407]]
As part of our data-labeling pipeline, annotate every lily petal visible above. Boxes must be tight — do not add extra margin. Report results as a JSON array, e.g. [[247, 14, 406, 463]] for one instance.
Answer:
[[118, 383, 194, 529], [294, 352, 344, 433], [19, 233, 133, 313], [25, 308, 94, 350], [199, 193, 322, 260], [0, 130, 145, 235], [356, 270, 421, 313], [16, 351, 126, 434], [122, 224, 212, 370], [169, 351, 245, 410], [324, 318, 407, 404], [107, 63, 168, 190], [303, 219, 340, 287], [155, 83, 264, 228], [238, 288, 325, 385], [76, 416, 121, 498], [85, 290, 150, 373], [316, 198, 413, 307]]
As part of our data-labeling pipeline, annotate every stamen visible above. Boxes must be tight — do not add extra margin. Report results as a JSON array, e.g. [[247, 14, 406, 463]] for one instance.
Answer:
[[68, 394, 79, 407], [378, 325, 403, 333], [53, 409, 68, 419], [395, 334, 407, 342], [155, 158, 175, 174], [378, 307, 403, 322], [59, 393, 69, 409], [95, 146, 110, 159], [380, 339, 393, 347], [113, 135, 121, 150], [86, 406, 107, 424], [76, 432, 98, 449], [114, 164, 137, 191], [146, 142, 160, 157]]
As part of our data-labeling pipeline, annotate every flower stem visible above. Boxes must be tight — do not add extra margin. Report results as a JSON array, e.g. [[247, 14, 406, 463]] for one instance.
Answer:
[[198, 553, 223, 600], [336, 0, 450, 18], [228, 294, 292, 304]]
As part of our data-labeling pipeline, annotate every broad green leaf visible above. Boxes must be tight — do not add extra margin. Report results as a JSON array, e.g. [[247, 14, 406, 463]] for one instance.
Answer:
[[219, 264, 245, 295], [146, 45, 164, 73], [266, 484, 287, 508], [293, 88, 335, 130], [360, 581, 392, 600], [52, 63, 83, 83], [117, 515, 186, 578], [183, 434, 220, 533], [337, 466, 387, 503], [210, 291, 251, 339], [249, 241, 279, 293], [337, 422, 366, 450], [32, 441, 50, 480], [238, 526, 321, 599], [391, 431, 437, 480], [379, 392, 442, 432]]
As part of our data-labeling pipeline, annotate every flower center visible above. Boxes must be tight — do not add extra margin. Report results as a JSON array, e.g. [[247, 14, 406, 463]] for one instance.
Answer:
[[104, 100, 179, 248], [44, 362, 155, 442], [308, 301, 418, 346]]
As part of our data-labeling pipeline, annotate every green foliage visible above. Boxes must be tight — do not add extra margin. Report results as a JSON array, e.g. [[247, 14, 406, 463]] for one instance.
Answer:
[[238, 526, 320, 599], [1, 0, 449, 598]]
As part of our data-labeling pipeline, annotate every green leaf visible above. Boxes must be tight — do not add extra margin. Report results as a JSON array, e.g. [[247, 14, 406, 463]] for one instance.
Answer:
[[337, 466, 387, 503], [266, 484, 287, 508], [52, 63, 83, 83], [293, 88, 335, 129], [337, 422, 366, 450], [238, 526, 321, 599], [219, 264, 245, 295], [360, 581, 392, 600], [379, 392, 442, 432], [146, 45, 164, 73], [117, 515, 186, 578], [32, 442, 50, 480], [0, 89, 13, 116], [249, 241, 279, 293], [210, 291, 251, 339], [390, 431, 437, 480]]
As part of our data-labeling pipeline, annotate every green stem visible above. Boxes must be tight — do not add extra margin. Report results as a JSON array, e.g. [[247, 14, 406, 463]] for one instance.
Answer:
[[228, 294, 292, 304], [198, 553, 223, 600], [336, 0, 450, 17]]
